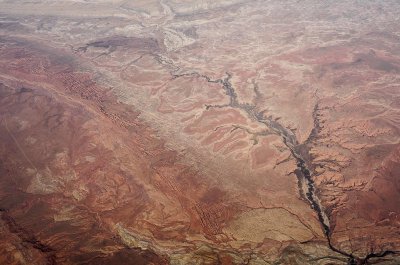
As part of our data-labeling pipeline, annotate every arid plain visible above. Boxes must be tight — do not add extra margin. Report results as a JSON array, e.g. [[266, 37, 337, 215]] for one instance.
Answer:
[[0, 1, 399, 264]]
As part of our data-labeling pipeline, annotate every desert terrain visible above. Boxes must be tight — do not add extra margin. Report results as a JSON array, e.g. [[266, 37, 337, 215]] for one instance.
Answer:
[[0, 1, 399, 264]]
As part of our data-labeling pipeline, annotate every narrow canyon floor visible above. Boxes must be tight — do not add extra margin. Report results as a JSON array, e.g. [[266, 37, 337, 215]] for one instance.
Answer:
[[0, 1, 400, 264]]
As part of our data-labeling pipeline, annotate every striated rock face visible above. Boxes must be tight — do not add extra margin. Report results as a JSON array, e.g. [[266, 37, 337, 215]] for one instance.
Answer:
[[0, 1, 399, 264]]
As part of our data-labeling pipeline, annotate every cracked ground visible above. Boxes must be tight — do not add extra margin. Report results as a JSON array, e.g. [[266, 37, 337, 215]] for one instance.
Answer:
[[0, 1, 400, 264]]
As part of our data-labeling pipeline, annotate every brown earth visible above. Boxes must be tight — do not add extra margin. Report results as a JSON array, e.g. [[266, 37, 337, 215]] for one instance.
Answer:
[[0, 1, 399, 264]]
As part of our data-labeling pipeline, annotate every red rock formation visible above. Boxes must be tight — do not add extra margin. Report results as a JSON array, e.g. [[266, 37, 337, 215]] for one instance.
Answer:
[[1, 1, 400, 264]]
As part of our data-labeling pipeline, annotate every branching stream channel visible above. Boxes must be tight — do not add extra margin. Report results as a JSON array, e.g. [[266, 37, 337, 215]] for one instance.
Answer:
[[169, 69, 398, 265]]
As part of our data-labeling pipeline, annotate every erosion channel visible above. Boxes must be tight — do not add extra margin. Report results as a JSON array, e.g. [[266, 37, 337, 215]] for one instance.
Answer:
[[172, 71, 397, 265]]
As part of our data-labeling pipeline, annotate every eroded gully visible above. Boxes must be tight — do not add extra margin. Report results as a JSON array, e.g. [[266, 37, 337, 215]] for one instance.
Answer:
[[171, 71, 397, 265]]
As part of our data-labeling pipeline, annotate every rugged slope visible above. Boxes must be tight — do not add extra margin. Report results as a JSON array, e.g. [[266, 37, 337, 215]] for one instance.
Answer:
[[0, 0, 399, 264]]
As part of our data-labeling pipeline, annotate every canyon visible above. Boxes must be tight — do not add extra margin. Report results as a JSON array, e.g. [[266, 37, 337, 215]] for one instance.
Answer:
[[0, 1, 400, 264]]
